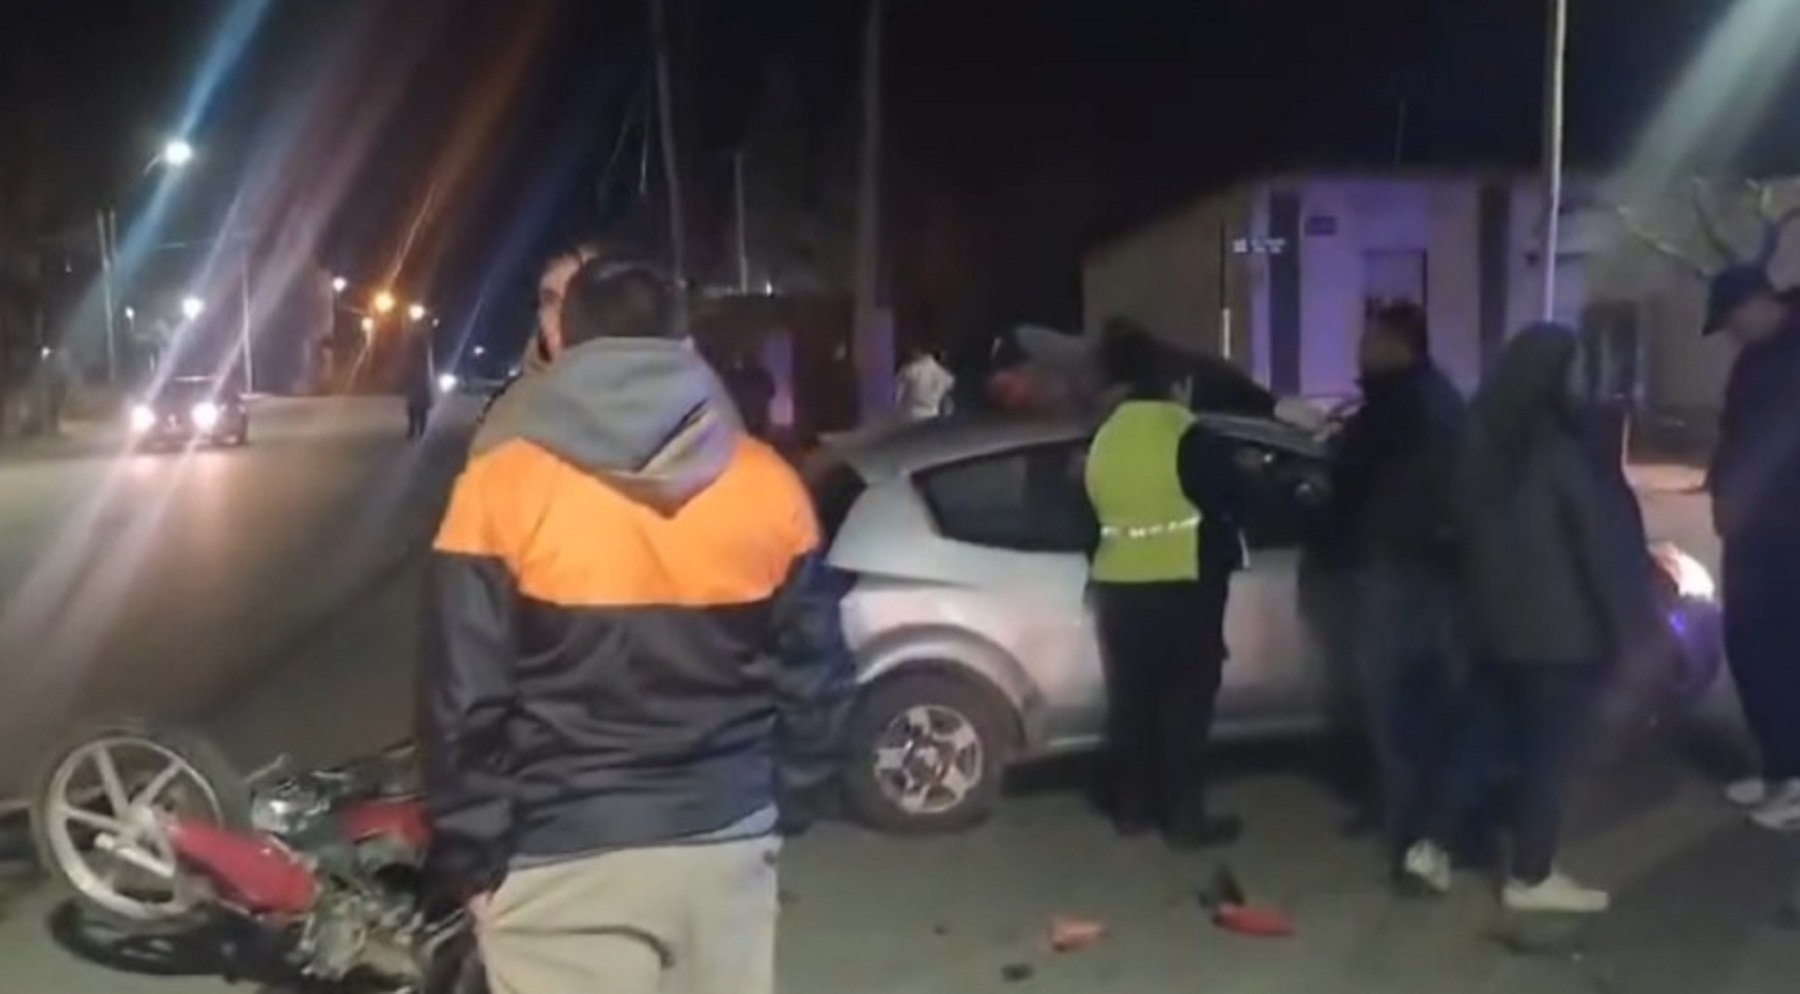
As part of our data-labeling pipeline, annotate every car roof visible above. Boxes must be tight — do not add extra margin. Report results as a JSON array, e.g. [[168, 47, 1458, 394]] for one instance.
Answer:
[[827, 411, 1322, 481]]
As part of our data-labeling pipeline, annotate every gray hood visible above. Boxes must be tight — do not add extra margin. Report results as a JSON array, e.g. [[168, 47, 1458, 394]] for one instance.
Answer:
[[485, 338, 742, 511], [1466, 322, 1578, 497]]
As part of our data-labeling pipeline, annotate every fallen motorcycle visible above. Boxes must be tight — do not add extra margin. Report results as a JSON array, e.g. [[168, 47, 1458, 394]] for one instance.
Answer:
[[29, 718, 479, 993]]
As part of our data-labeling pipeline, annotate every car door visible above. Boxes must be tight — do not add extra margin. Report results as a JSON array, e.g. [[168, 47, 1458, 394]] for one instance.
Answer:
[[911, 441, 1103, 748], [1216, 437, 1336, 728]]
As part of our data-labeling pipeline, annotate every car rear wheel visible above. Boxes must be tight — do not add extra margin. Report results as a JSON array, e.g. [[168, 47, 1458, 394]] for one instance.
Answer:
[[842, 671, 1016, 835]]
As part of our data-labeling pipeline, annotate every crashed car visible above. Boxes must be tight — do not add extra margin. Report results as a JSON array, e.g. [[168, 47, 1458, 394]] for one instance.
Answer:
[[807, 410, 1724, 835]]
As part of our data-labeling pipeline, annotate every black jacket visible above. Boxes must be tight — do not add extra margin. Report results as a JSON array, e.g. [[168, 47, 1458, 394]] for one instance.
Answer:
[[1328, 361, 1466, 572], [420, 339, 855, 900], [1455, 324, 1657, 667], [1711, 301, 1800, 544]]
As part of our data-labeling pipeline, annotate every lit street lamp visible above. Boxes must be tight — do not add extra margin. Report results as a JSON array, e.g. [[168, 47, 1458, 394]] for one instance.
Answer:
[[331, 275, 348, 294], [408, 303, 426, 322], [361, 316, 375, 333], [100, 134, 195, 382], [160, 139, 195, 168], [373, 290, 396, 315], [181, 296, 205, 320]]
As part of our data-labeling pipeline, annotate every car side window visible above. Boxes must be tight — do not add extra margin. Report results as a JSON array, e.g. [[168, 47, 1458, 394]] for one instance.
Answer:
[[916, 442, 1094, 553], [1230, 441, 1327, 551]]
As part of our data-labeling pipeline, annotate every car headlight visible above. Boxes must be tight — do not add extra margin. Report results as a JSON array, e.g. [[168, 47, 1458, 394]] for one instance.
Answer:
[[191, 401, 221, 430], [129, 405, 155, 433], [437, 373, 459, 394], [1652, 542, 1716, 602]]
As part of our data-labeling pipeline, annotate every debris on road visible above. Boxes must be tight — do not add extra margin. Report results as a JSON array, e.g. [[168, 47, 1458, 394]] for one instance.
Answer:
[[1000, 962, 1035, 983], [1198, 864, 1295, 938], [1046, 915, 1107, 952]]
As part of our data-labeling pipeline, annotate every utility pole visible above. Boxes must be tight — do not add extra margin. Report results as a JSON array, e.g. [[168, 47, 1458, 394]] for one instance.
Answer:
[[853, 0, 892, 421], [1539, 0, 1569, 321], [650, 0, 688, 291], [239, 256, 255, 393], [96, 210, 117, 381], [733, 149, 751, 292]]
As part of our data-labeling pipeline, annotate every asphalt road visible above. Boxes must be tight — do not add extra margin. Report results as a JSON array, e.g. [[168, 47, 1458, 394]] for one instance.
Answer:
[[1, 410, 1796, 994], [0, 397, 469, 802]]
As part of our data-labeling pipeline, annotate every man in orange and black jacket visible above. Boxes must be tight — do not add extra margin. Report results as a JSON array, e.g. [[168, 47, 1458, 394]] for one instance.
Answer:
[[419, 258, 856, 994]]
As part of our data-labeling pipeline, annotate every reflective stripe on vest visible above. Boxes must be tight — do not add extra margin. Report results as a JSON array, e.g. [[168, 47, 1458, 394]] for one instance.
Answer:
[[1084, 399, 1202, 583]]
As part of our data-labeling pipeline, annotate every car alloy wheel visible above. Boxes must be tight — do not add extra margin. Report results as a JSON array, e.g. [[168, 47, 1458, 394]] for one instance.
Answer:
[[872, 704, 986, 816]]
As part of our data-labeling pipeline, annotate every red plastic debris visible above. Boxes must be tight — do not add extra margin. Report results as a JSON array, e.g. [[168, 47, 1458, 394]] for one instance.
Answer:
[[1046, 915, 1108, 952], [1213, 903, 1296, 937]]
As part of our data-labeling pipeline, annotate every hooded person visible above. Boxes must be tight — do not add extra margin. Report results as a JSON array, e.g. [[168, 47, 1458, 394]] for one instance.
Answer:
[[1702, 264, 1800, 827], [420, 259, 857, 994], [1453, 322, 1657, 915], [471, 241, 603, 456]]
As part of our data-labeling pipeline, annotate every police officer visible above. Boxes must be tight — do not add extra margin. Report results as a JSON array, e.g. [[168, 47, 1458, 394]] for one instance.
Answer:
[[1084, 319, 1248, 849]]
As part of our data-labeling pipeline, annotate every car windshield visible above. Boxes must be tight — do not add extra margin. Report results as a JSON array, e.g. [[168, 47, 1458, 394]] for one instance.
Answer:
[[151, 378, 221, 404]]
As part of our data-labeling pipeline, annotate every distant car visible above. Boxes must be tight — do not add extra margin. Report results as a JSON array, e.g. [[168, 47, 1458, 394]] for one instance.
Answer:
[[808, 414, 1725, 834], [127, 376, 249, 448]]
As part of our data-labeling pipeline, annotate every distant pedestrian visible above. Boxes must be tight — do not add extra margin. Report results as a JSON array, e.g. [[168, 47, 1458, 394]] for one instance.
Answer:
[[1454, 323, 1657, 914], [1326, 301, 1470, 894], [1084, 318, 1248, 849], [895, 343, 955, 421], [1703, 264, 1800, 829], [403, 336, 434, 440]]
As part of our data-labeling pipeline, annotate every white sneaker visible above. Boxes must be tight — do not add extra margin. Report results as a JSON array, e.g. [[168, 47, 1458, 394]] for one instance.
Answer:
[[1748, 780, 1800, 831], [1503, 871, 1611, 914], [1400, 840, 1453, 895], [1725, 777, 1772, 807]]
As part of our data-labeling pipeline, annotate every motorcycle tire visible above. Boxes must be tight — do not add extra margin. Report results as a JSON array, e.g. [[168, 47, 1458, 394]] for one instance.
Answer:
[[29, 717, 255, 935]]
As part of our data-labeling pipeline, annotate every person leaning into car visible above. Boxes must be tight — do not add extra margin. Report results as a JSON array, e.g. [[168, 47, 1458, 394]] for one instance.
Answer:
[[1083, 318, 1250, 849], [419, 259, 857, 994]]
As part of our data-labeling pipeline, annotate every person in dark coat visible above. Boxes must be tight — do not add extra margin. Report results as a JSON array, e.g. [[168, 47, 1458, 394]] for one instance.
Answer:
[[1454, 322, 1657, 914], [1703, 264, 1800, 829], [402, 336, 434, 440], [1326, 301, 1470, 893]]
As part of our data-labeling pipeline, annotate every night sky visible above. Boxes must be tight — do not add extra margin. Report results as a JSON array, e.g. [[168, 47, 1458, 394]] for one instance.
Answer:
[[2, 0, 1796, 361]]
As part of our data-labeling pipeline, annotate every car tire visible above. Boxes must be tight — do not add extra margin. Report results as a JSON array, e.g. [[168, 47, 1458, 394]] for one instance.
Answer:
[[29, 718, 254, 935], [842, 671, 1016, 836]]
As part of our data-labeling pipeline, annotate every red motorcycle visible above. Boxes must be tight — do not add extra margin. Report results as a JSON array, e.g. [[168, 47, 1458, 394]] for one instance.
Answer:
[[28, 719, 479, 993]]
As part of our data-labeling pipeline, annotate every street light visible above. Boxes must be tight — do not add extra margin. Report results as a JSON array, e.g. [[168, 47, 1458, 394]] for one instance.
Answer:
[[100, 135, 197, 383], [373, 290, 396, 314], [331, 276, 348, 294], [408, 303, 426, 322], [181, 296, 205, 319], [360, 316, 375, 333], [161, 139, 195, 167]]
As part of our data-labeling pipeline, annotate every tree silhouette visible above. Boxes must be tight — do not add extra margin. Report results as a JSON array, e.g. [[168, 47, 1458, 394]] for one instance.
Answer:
[[1616, 177, 1800, 279]]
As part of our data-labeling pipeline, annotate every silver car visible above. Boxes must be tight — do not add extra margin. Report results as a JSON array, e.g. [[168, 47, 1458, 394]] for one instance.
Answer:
[[808, 414, 1724, 834]]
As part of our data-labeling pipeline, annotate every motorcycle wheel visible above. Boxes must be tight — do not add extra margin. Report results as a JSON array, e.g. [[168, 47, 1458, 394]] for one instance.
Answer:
[[30, 717, 254, 935]]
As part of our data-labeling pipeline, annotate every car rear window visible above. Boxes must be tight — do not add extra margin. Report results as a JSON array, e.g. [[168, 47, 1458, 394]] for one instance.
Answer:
[[804, 460, 867, 548]]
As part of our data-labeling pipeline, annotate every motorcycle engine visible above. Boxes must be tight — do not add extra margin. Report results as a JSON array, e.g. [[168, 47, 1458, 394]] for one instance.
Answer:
[[250, 778, 332, 838]]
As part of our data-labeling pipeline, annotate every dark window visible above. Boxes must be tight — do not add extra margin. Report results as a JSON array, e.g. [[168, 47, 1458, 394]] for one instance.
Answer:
[[1229, 442, 1327, 551], [916, 443, 1093, 553], [803, 460, 868, 549]]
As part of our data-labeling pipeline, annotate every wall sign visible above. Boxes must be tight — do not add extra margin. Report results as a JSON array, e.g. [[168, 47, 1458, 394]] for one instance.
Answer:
[[1231, 237, 1288, 256]]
